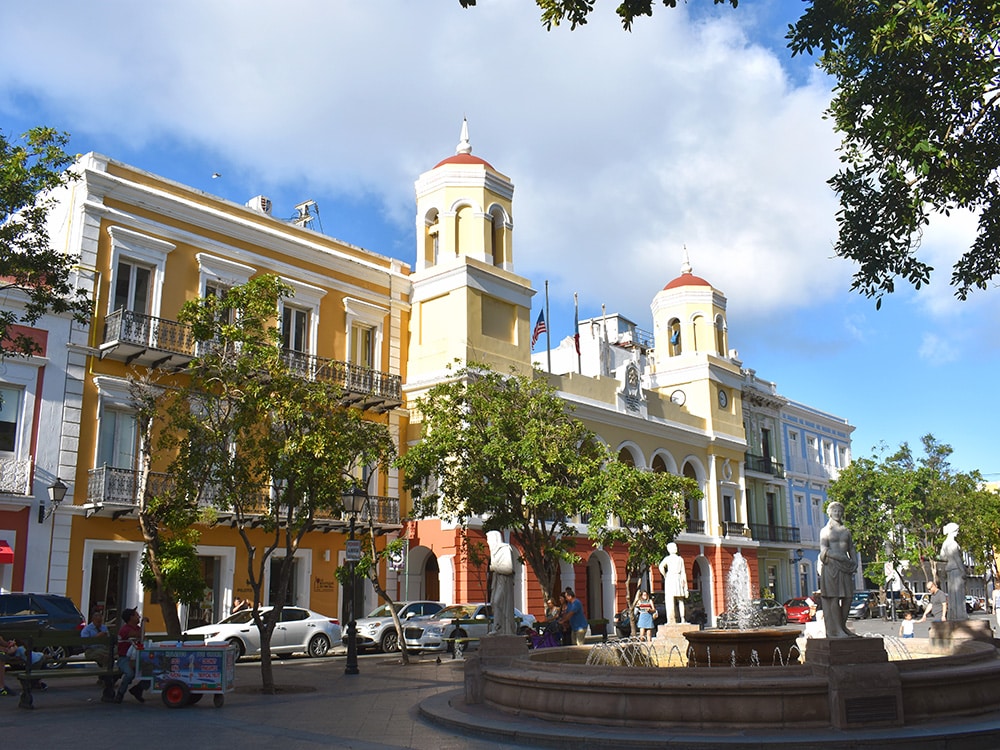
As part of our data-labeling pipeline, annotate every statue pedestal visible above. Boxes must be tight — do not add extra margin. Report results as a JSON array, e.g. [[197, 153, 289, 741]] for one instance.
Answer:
[[930, 619, 995, 647], [807, 637, 902, 729], [466, 635, 527, 705], [653, 623, 690, 641]]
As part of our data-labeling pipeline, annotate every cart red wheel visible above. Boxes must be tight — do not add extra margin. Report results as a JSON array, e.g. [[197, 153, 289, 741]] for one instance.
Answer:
[[161, 681, 190, 709], [213, 694, 225, 708], [187, 693, 203, 705]]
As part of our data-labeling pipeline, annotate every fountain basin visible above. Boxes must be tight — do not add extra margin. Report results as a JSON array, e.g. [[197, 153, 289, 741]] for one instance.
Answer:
[[684, 626, 803, 666]]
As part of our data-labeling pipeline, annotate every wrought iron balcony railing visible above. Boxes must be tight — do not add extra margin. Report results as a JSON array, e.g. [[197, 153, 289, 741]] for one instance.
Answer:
[[280, 350, 402, 412], [101, 308, 197, 368], [744, 453, 785, 478], [721, 521, 750, 538], [685, 518, 706, 534], [0, 458, 32, 495], [749, 523, 801, 543], [85, 466, 400, 527]]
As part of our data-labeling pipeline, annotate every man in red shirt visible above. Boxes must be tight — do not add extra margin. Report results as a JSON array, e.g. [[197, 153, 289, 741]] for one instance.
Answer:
[[114, 608, 147, 703]]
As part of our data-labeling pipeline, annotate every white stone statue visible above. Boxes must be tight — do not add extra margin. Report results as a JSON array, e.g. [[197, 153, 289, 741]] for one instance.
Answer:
[[658, 542, 688, 624], [941, 522, 968, 622], [486, 530, 517, 636], [819, 501, 858, 638]]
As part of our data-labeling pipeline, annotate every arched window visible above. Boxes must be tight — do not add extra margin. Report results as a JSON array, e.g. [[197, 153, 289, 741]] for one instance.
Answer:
[[489, 206, 506, 267], [668, 318, 682, 356], [618, 447, 636, 467], [423, 209, 439, 267], [651, 455, 667, 473], [715, 314, 726, 356]]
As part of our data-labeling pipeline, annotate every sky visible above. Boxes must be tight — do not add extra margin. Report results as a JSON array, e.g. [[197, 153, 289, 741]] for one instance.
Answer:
[[1, 0, 997, 478]]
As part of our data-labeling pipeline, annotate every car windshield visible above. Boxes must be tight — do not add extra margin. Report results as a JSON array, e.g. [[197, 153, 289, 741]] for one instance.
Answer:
[[219, 610, 258, 624], [431, 605, 478, 621], [365, 604, 395, 618]]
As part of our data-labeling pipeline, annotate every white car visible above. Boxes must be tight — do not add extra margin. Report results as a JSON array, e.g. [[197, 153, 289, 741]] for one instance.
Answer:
[[346, 600, 444, 653], [403, 603, 537, 653], [183, 606, 341, 659]]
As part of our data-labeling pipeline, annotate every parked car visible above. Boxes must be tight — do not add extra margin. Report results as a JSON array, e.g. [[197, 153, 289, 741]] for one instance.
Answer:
[[183, 606, 341, 659], [782, 598, 814, 624], [966, 596, 982, 613], [345, 600, 444, 653], [848, 591, 878, 619], [716, 598, 787, 629], [402, 603, 535, 653], [0, 592, 86, 666]]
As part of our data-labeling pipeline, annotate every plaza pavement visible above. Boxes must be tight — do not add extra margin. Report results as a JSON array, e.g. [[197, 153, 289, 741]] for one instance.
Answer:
[[1, 612, 997, 750]]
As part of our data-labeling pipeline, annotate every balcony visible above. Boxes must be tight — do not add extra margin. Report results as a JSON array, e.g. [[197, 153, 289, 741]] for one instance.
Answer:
[[721, 521, 750, 538], [281, 350, 402, 413], [84, 466, 401, 530], [0, 458, 32, 495], [685, 518, 706, 534], [99, 309, 402, 413], [749, 523, 801, 543], [745, 453, 784, 479], [100, 309, 197, 368], [786, 455, 840, 481]]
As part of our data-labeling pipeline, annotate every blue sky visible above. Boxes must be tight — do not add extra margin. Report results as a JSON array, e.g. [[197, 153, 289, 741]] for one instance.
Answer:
[[2, 0, 996, 477]]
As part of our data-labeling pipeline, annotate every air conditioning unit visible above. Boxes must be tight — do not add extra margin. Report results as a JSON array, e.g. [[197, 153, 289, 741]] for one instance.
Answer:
[[246, 195, 272, 215]]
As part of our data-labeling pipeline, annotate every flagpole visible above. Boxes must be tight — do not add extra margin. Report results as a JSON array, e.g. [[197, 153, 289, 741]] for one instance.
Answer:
[[574, 292, 581, 375], [544, 280, 552, 373]]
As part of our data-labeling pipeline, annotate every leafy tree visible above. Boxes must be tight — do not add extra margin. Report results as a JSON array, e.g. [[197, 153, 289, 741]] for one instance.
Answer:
[[829, 434, 994, 593], [588, 459, 698, 633], [462, 1, 1000, 304], [398, 363, 610, 602], [163, 275, 396, 692], [128, 373, 206, 636], [0, 127, 91, 356]]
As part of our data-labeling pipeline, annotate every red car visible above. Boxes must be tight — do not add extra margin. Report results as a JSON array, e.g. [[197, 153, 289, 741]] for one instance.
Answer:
[[783, 598, 814, 624]]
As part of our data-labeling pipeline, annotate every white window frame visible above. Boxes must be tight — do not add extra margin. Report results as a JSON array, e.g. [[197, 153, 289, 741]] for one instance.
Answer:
[[278, 277, 325, 357], [106, 226, 176, 318], [94, 377, 139, 470], [343, 297, 387, 370]]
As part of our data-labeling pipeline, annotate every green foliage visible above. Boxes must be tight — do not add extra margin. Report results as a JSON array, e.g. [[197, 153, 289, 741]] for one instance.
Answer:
[[788, 0, 1000, 304], [0, 127, 91, 356], [140, 532, 206, 605], [829, 434, 997, 586], [588, 458, 697, 601], [398, 363, 609, 600], [458, 0, 738, 31]]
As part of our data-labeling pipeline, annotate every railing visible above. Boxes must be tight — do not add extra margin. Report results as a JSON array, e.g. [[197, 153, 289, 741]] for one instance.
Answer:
[[87, 466, 174, 506], [749, 523, 801, 543], [0, 458, 32, 495], [102, 309, 196, 357], [721, 521, 750, 537], [785, 455, 840, 481], [86, 467, 400, 525], [281, 350, 402, 404], [685, 518, 706, 534], [744, 453, 785, 478]]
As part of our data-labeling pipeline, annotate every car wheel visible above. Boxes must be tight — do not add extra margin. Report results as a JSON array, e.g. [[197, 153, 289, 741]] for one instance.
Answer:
[[226, 637, 246, 658], [307, 634, 331, 657], [379, 630, 400, 653], [42, 645, 69, 669]]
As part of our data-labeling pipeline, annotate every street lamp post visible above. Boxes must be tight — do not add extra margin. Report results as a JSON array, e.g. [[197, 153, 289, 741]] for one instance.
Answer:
[[342, 484, 367, 676], [42, 478, 69, 593]]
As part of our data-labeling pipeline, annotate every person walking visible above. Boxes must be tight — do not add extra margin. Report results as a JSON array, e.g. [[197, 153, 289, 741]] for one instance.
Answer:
[[561, 588, 589, 646]]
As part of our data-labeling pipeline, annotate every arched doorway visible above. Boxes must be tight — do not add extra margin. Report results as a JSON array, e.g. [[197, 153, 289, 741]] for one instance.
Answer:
[[692, 555, 714, 626], [585, 550, 615, 624]]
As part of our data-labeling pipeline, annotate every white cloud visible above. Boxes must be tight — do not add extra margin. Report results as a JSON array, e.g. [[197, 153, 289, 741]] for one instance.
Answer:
[[918, 332, 959, 364]]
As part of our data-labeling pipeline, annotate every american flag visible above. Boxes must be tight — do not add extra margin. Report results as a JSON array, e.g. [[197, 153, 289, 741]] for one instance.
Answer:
[[531, 310, 547, 348]]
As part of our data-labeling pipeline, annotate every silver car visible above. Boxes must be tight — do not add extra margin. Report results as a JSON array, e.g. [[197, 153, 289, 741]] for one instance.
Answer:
[[183, 606, 341, 659], [403, 603, 537, 653], [346, 600, 444, 653]]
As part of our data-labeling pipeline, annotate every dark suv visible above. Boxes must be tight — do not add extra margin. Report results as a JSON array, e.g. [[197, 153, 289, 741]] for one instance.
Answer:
[[0, 592, 86, 664]]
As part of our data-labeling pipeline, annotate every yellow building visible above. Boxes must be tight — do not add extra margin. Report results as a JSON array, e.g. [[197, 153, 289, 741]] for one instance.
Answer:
[[41, 154, 410, 631]]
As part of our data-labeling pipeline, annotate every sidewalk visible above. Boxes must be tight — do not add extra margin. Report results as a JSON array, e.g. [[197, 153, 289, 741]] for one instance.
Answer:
[[0, 653, 517, 749]]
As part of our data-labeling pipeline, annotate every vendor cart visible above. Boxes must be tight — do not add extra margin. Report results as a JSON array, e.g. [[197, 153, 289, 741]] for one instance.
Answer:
[[135, 641, 236, 708]]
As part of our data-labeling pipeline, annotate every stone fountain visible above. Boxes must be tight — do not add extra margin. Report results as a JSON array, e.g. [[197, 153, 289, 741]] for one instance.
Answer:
[[683, 551, 802, 666]]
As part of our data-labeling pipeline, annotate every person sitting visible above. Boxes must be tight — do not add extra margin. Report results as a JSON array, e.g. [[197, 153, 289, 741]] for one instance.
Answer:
[[81, 609, 111, 668]]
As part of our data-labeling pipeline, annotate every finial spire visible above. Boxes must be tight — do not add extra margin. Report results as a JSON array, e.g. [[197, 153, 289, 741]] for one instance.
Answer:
[[456, 117, 472, 155], [680, 245, 692, 275]]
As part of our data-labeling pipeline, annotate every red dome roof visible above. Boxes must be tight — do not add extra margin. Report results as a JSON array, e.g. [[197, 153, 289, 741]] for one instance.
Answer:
[[433, 152, 494, 170], [663, 271, 712, 290]]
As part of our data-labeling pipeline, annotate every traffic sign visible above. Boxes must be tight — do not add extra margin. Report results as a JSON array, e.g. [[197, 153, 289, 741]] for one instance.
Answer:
[[346, 539, 362, 562]]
